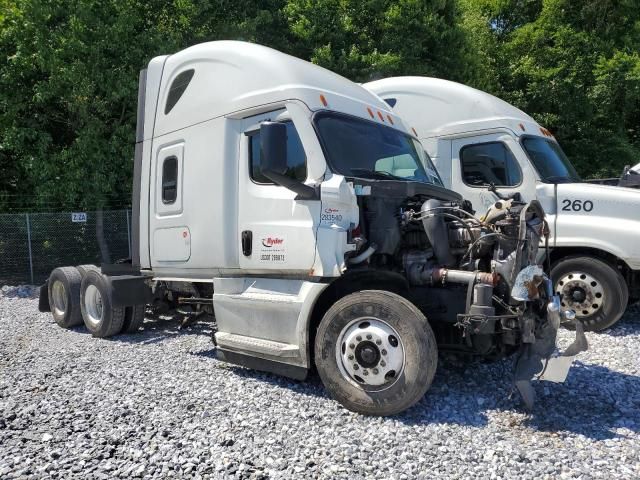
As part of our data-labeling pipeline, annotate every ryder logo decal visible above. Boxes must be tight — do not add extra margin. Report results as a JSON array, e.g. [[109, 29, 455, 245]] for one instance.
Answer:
[[261, 237, 284, 248], [259, 235, 286, 263]]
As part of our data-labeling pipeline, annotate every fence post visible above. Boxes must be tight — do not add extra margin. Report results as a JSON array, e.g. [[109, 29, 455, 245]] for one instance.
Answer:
[[126, 209, 131, 259], [25, 213, 34, 285]]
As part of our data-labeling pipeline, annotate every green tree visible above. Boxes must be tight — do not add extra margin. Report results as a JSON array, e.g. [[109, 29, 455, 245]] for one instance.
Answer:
[[284, 0, 468, 82], [460, 0, 640, 177], [0, 0, 287, 212]]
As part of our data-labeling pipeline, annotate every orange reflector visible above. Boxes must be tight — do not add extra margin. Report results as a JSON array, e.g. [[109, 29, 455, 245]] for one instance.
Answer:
[[377, 111, 385, 122], [367, 107, 374, 118], [387, 115, 394, 125], [319, 94, 328, 107], [519, 123, 525, 131]]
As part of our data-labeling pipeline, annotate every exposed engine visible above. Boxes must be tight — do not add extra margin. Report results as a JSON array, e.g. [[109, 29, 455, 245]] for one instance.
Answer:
[[345, 181, 588, 407]]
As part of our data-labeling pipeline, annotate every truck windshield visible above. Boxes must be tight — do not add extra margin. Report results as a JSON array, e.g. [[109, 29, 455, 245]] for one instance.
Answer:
[[314, 112, 442, 186], [521, 136, 581, 183]]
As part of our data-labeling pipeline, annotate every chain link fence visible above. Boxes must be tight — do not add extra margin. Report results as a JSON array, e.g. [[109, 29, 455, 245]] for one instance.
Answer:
[[0, 210, 131, 285]]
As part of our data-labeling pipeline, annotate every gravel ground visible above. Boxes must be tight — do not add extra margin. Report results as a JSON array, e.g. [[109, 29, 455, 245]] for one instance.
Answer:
[[1, 286, 639, 479]]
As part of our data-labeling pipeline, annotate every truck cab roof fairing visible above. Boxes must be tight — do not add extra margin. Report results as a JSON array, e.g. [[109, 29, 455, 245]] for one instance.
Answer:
[[364, 76, 542, 139], [152, 41, 401, 138]]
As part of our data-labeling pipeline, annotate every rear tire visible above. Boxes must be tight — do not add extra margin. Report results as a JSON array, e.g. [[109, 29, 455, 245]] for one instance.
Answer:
[[80, 270, 125, 338], [48, 267, 83, 328], [76, 264, 99, 280], [122, 304, 146, 334], [314, 290, 437, 416], [552, 256, 628, 332]]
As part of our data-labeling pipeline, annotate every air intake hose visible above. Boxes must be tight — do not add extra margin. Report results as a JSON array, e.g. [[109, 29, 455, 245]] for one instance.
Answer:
[[421, 199, 456, 267]]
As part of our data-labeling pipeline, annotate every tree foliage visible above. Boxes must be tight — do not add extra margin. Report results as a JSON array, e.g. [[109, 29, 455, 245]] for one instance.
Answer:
[[1, 0, 638, 212], [464, 0, 640, 177]]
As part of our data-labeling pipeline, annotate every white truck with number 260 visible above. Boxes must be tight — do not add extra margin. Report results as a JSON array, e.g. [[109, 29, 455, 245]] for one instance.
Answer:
[[365, 77, 640, 331]]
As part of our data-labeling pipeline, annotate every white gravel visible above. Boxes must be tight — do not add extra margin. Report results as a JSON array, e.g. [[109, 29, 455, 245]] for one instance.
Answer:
[[1, 286, 639, 479]]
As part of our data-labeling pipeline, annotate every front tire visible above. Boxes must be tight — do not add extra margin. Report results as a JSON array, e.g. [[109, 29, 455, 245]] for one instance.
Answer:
[[552, 256, 628, 331], [314, 290, 437, 416], [80, 270, 125, 338]]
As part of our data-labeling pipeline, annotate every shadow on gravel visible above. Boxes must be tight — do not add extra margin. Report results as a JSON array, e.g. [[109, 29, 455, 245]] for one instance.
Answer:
[[524, 362, 640, 439], [194, 349, 639, 440], [603, 303, 640, 337], [110, 315, 214, 346]]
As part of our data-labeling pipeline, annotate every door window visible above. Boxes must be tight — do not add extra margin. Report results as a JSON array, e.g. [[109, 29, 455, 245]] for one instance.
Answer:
[[248, 121, 307, 184], [460, 142, 522, 187], [161, 156, 178, 204]]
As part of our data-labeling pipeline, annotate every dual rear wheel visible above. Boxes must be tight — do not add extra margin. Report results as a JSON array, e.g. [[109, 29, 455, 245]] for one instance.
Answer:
[[48, 266, 146, 337]]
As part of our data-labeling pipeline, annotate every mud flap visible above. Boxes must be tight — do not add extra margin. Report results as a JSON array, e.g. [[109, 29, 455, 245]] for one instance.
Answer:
[[38, 280, 51, 312], [514, 304, 588, 409]]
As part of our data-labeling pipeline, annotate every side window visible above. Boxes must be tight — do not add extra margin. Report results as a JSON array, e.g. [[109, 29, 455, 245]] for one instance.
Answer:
[[460, 142, 522, 187], [161, 156, 178, 204], [248, 121, 307, 184], [165, 69, 194, 114]]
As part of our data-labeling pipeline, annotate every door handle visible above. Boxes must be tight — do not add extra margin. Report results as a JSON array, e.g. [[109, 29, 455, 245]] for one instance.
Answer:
[[241, 230, 252, 256]]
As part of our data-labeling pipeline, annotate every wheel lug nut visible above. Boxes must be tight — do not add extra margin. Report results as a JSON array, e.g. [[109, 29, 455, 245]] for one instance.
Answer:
[[349, 343, 355, 349], [356, 336, 362, 341], [366, 334, 372, 340], [380, 360, 386, 367], [353, 364, 359, 370], [376, 339, 382, 345], [381, 349, 387, 356], [348, 354, 354, 360], [372, 368, 379, 374], [363, 370, 369, 376]]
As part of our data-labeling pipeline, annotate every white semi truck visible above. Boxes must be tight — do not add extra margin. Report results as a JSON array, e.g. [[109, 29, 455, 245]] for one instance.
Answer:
[[39, 42, 585, 415], [365, 77, 640, 332]]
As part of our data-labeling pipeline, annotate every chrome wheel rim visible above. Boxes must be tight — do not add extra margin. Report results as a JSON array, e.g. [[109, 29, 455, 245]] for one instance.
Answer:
[[336, 317, 405, 391], [84, 285, 103, 328], [51, 280, 67, 316], [556, 272, 605, 318]]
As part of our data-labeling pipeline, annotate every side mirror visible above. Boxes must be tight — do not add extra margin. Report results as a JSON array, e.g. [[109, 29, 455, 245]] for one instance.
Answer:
[[260, 122, 288, 176], [259, 121, 319, 200]]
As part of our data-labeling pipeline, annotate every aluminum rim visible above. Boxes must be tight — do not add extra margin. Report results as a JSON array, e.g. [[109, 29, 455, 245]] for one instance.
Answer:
[[51, 280, 67, 316], [555, 271, 605, 318], [83, 284, 104, 328], [336, 317, 405, 391]]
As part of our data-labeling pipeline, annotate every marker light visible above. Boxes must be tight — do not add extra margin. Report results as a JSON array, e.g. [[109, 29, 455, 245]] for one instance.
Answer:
[[519, 123, 525, 131], [319, 94, 328, 107], [367, 107, 375, 119], [377, 111, 385, 122], [387, 115, 394, 125], [412, 127, 418, 136]]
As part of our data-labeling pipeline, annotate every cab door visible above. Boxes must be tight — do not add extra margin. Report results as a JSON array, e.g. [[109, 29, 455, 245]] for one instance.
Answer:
[[451, 133, 537, 214], [237, 109, 320, 273], [149, 141, 191, 263]]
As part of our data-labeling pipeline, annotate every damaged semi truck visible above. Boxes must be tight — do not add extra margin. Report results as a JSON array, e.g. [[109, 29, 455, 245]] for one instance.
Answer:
[[39, 42, 586, 415], [365, 77, 640, 332]]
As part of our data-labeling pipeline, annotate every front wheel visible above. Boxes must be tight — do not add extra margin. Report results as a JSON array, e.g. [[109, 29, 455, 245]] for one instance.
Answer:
[[314, 290, 437, 416], [552, 256, 628, 332]]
